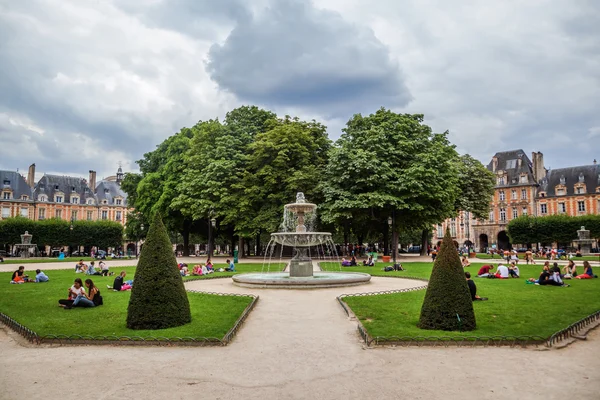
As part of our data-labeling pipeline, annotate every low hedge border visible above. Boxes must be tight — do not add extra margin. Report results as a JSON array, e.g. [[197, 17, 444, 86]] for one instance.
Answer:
[[337, 276, 600, 348]]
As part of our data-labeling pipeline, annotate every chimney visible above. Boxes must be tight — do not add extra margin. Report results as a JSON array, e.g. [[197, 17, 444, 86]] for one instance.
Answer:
[[88, 170, 97, 193], [27, 163, 36, 188], [492, 156, 498, 172], [531, 152, 546, 183], [594, 159, 597, 165]]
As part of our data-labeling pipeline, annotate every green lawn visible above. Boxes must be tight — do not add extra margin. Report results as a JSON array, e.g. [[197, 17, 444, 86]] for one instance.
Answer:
[[182, 262, 286, 281], [1, 257, 98, 264], [326, 262, 600, 339], [0, 264, 278, 340]]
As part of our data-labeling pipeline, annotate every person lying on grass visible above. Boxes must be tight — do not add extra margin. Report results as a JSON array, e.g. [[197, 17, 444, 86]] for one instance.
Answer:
[[461, 257, 470, 267], [65, 279, 102, 309], [108, 271, 132, 291], [35, 269, 49, 282], [575, 261, 596, 279], [58, 278, 85, 308], [465, 272, 487, 301]]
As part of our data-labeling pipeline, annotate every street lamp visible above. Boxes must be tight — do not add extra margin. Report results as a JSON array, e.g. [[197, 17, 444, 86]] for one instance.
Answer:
[[207, 210, 216, 257], [460, 212, 471, 256], [137, 223, 144, 258]]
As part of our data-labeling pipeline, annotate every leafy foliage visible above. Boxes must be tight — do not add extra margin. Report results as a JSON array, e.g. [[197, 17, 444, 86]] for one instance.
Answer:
[[418, 229, 476, 331], [455, 154, 496, 219], [127, 213, 191, 330], [321, 108, 461, 235], [0, 218, 123, 249], [507, 214, 600, 245]]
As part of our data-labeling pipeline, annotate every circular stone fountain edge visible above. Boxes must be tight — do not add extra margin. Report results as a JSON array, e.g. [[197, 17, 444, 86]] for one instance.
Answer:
[[232, 272, 371, 289]]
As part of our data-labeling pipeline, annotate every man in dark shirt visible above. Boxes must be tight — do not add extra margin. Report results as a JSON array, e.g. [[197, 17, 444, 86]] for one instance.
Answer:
[[110, 271, 126, 291], [466, 272, 487, 300]]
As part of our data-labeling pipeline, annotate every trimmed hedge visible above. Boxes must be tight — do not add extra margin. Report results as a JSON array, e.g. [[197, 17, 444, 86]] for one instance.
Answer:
[[418, 229, 476, 331], [126, 213, 191, 330], [507, 215, 600, 245]]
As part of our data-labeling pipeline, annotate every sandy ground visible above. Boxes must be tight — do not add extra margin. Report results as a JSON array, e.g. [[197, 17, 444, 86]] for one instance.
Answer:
[[1, 276, 599, 400]]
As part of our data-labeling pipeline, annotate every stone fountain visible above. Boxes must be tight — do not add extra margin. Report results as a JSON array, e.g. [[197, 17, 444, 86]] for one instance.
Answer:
[[14, 231, 38, 258], [574, 226, 594, 255], [232, 193, 371, 288]]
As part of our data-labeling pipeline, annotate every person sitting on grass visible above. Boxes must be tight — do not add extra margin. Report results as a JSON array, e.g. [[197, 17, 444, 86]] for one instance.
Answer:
[[11, 266, 26, 284], [99, 260, 110, 276], [225, 259, 236, 272], [563, 260, 577, 279], [75, 259, 87, 273], [465, 272, 487, 301], [575, 261, 596, 279], [65, 279, 102, 309], [206, 259, 214, 271], [508, 262, 520, 278], [536, 266, 569, 287], [461, 257, 470, 267], [108, 271, 131, 291], [363, 255, 374, 266], [58, 278, 85, 308], [494, 263, 510, 279], [350, 255, 357, 266], [86, 261, 102, 276], [477, 264, 493, 278], [35, 269, 49, 282], [192, 264, 203, 275], [341, 258, 352, 266]]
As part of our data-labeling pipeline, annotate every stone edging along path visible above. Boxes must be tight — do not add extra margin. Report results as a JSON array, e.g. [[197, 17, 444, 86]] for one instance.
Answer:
[[336, 275, 600, 348], [0, 276, 258, 347]]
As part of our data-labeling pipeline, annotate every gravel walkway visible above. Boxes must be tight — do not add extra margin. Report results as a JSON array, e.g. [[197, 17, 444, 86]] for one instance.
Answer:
[[1, 276, 599, 399]]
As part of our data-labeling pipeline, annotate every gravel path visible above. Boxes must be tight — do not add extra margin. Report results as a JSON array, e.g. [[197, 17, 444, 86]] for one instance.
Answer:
[[1, 276, 599, 399]]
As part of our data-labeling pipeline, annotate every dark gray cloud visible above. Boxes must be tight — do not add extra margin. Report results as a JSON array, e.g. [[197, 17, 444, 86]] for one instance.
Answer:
[[206, 0, 411, 117]]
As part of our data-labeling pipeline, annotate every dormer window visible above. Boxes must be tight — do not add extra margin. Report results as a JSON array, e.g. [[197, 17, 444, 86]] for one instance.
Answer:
[[3, 179, 10, 186], [39, 183, 45, 190], [55, 185, 60, 190], [21, 195, 28, 200], [39, 195, 47, 202], [498, 177, 505, 185], [103, 200, 108, 205], [556, 188, 565, 196], [559, 176, 566, 185], [578, 173, 585, 183], [87, 199, 94, 205], [116, 199, 122, 205], [71, 186, 76, 192], [56, 196, 63, 203], [2, 192, 10, 200], [71, 197, 79, 204], [520, 174, 528, 184], [539, 192, 546, 198], [104, 189, 109, 194]]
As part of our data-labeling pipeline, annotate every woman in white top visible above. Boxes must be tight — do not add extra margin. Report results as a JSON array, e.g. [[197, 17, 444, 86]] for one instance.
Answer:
[[58, 278, 85, 308]]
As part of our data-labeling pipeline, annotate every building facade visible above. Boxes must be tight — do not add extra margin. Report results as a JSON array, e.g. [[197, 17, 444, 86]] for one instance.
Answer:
[[0, 164, 129, 227], [436, 150, 600, 251]]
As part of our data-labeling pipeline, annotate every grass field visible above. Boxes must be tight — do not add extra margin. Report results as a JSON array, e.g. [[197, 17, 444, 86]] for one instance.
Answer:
[[0, 263, 282, 339], [323, 261, 600, 339]]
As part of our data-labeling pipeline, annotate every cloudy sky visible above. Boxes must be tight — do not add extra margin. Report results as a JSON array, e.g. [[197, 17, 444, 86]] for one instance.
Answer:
[[1, 0, 599, 181]]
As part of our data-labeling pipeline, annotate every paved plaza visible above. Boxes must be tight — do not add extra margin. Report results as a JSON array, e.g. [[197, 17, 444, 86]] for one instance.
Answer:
[[1, 268, 599, 400]]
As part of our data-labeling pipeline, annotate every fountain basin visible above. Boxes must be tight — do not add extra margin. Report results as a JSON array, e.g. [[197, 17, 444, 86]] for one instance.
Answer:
[[232, 272, 371, 289], [271, 232, 333, 247]]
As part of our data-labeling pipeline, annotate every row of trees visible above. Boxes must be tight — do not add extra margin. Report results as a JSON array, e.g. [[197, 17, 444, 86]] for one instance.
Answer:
[[0, 217, 124, 251], [507, 215, 600, 245], [123, 106, 496, 256]]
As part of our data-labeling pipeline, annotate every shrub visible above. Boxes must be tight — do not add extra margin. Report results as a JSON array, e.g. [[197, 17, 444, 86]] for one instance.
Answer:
[[418, 229, 476, 331], [126, 213, 191, 329]]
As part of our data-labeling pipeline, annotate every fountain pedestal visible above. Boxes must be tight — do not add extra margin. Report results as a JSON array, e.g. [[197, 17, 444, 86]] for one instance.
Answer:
[[574, 226, 594, 255], [289, 249, 313, 277]]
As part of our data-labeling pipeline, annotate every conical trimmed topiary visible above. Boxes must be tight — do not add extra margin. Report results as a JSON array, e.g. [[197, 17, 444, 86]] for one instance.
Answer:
[[126, 213, 191, 330], [418, 228, 476, 331]]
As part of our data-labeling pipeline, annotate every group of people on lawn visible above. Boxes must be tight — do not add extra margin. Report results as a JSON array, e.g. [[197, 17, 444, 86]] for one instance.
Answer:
[[10, 266, 49, 283], [177, 259, 236, 276], [74, 259, 111, 276]]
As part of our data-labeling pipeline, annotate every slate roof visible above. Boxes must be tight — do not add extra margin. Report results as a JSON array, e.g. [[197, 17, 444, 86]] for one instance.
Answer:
[[487, 149, 536, 187], [34, 174, 95, 203], [539, 164, 600, 197], [95, 180, 127, 206], [0, 171, 34, 200]]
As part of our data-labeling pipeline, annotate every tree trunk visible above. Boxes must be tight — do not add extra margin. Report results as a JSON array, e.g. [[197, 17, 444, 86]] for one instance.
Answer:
[[420, 229, 429, 256], [238, 236, 245, 259], [182, 219, 191, 257], [256, 231, 261, 256], [392, 230, 399, 262], [343, 220, 350, 256], [383, 227, 389, 256]]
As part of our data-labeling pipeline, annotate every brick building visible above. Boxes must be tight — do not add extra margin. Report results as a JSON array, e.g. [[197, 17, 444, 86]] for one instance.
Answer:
[[0, 164, 130, 227], [436, 150, 599, 251]]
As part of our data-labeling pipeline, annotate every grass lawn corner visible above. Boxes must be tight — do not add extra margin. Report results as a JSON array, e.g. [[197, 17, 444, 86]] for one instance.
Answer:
[[0, 264, 275, 342]]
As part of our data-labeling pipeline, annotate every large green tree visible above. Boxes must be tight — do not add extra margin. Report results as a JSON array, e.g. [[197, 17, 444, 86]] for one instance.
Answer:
[[321, 108, 461, 255], [454, 154, 496, 219]]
